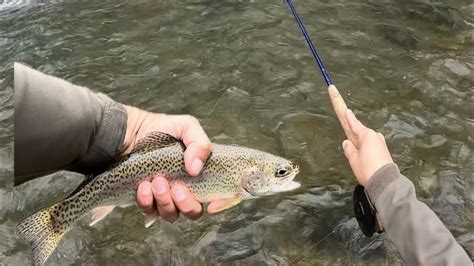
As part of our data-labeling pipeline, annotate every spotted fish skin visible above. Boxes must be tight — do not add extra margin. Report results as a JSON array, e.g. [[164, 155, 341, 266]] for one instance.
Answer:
[[16, 133, 300, 265]]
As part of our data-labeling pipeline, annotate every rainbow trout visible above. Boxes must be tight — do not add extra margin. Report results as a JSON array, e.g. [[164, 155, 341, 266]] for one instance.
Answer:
[[17, 132, 300, 265]]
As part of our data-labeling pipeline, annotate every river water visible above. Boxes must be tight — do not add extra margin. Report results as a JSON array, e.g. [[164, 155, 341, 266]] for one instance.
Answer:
[[0, 0, 473, 265]]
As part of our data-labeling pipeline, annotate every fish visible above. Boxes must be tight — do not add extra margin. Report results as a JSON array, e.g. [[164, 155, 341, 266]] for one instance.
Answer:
[[16, 132, 300, 265]]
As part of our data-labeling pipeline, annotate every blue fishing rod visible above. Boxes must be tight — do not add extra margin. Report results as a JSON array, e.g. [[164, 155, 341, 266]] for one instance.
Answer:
[[286, 0, 358, 148], [286, 0, 384, 238]]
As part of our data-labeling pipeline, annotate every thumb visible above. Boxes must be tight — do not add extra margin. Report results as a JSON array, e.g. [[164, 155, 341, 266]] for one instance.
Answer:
[[176, 115, 212, 177], [342, 139, 358, 163], [184, 142, 211, 176]]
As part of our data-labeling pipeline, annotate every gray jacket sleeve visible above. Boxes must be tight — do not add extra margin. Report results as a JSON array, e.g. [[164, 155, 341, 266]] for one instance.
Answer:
[[366, 163, 471, 266], [14, 62, 127, 185]]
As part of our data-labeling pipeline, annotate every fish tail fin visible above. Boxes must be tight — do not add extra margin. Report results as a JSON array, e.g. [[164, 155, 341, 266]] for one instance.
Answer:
[[16, 203, 68, 266]]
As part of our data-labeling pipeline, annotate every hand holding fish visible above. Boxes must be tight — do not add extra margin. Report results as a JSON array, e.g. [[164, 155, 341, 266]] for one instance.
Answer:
[[15, 64, 301, 265], [123, 107, 212, 222]]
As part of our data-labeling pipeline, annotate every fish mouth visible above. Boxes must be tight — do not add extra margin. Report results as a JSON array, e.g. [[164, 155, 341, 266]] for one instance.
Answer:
[[275, 180, 301, 192], [252, 181, 301, 196], [279, 169, 301, 192], [243, 171, 301, 197], [242, 180, 300, 197], [272, 169, 300, 193]]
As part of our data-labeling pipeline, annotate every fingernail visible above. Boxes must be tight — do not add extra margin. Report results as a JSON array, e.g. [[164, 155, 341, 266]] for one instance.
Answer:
[[140, 183, 152, 196], [191, 159, 204, 175], [342, 140, 349, 150], [173, 187, 186, 202], [153, 178, 167, 195]]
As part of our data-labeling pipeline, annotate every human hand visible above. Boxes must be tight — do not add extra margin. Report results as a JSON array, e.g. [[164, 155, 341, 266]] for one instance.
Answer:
[[136, 174, 203, 222], [122, 107, 212, 222], [342, 110, 393, 186]]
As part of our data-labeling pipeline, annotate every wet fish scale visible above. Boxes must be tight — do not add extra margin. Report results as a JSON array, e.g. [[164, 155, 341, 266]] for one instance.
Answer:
[[17, 132, 300, 265]]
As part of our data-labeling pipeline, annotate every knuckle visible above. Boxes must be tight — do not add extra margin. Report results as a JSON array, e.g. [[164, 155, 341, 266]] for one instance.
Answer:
[[178, 204, 194, 214], [137, 196, 152, 209], [157, 198, 174, 208], [185, 115, 199, 124], [141, 198, 153, 208], [362, 129, 377, 140], [201, 141, 212, 152]]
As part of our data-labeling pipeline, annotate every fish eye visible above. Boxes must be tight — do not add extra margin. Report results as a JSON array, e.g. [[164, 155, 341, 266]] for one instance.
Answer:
[[275, 169, 289, 177]]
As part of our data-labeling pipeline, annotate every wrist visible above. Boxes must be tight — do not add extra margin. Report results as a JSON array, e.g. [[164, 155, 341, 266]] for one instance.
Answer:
[[361, 156, 394, 186], [121, 106, 151, 155]]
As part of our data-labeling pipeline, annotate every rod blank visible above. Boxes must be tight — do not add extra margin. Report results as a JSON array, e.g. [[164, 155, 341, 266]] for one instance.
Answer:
[[286, 0, 359, 147], [286, 0, 333, 86]]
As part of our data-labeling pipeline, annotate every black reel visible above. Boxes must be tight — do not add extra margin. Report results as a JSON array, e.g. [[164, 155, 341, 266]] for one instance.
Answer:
[[353, 185, 380, 237]]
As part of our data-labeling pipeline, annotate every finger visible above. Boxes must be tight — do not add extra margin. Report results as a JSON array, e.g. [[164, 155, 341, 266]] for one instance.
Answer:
[[179, 116, 212, 176], [377, 132, 386, 143], [346, 109, 367, 138], [184, 143, 211, 176], [136, 181, 155, 214], [151, 177, 179, 223], [171, 184, 203, 220], [342, 139, 358, 162]]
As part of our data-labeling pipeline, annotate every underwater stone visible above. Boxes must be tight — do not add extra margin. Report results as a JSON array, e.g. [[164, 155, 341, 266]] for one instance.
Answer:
[[335, 218, 386, 259], [198, 225, 263, 263], [444, 59, 471, 77]]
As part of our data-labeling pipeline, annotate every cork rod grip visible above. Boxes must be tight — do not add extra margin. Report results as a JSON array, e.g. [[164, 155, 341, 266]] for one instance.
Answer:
[[328, 85, 359, 148]]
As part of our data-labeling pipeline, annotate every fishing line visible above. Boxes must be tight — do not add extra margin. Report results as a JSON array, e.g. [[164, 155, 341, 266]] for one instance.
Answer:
[[314, 230, 336, 248]]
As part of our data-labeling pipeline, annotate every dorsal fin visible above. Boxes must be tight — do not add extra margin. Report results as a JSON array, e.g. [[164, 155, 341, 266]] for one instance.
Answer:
[[131, 132, 179, 154], [104, 132, 180, 171]]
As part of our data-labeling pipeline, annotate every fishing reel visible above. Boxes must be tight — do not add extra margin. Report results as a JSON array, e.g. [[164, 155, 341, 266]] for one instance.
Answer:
[[353, 185, 383, 237]]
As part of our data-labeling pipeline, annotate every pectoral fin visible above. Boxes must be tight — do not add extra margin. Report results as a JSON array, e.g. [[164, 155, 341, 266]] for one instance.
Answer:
[[144, 211, 160, 228], [207, 196, 243, 214], [89, 205, 116, 226]]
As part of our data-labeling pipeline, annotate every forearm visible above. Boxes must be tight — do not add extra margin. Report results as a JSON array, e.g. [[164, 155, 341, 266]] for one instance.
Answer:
[[366, 164, 471, 266], [14, 63, 127, 184]]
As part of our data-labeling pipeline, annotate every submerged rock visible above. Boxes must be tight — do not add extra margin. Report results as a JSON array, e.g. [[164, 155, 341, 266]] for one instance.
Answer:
[[197, 226, 264, 263], [379, 24, 419, 50], [444, 59, 471, 77], [402, 2, 470, 30], [415, 134, 447, 149], [457, 232, 474, 260], [193, 186, 350, 264], [335, 218, 386, 259], [432, 170, 467, 229]]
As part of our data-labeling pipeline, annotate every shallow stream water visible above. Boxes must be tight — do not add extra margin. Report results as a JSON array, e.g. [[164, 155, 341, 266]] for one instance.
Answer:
[[0, 0, 473, 265]]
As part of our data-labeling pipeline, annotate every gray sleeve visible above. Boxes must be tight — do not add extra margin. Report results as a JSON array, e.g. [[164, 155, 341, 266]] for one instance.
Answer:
[[366, 163, 471, 266], [14, 62, 127, 185]]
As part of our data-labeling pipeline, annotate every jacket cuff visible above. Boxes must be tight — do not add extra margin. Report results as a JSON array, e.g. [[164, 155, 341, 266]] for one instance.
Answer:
[[88, 93, 127, 161], [68, 93, 127, 175], [366, 163, 401, 203]]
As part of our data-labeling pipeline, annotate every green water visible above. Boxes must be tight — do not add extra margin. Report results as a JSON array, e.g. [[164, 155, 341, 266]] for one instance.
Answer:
[[0, 0, 473, 265]]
